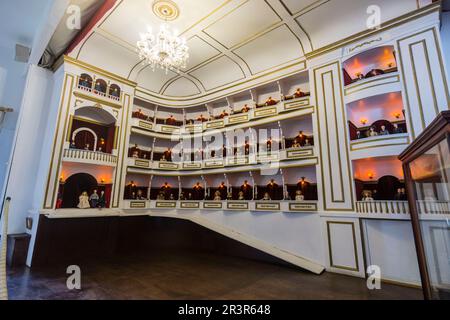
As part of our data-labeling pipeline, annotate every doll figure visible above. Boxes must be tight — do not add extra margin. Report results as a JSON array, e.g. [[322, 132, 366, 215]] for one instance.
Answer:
[[89, 190, 99, 208], [78, 192, 90, 209]]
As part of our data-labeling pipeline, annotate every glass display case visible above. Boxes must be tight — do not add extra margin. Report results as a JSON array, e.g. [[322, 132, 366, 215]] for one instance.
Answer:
[[399, 111, 450, 300]]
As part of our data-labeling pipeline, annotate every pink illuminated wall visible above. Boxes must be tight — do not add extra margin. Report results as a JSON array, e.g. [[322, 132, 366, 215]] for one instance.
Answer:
[[60, 162, 115, 184], [353, 156, 404, 182], [343, 45, 397, 79], [347, 92, 404, 127]]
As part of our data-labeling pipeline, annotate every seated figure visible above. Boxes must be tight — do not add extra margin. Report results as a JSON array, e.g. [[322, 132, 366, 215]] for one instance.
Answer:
[[304, 139, 312, 147], [394, 188, 407, 201], [379, 125, 390, 136], [77, 192, 91, 209], [262, 192, 271, 201], [79, 77, 91, 89], [295, 190, 305, 201], [129, 144, 141, 158], [197, 114, 207, 122], [241, 104, 251, 113], [157, 192, 166, 200], [295, 131, 307, 146], [238, 191, 245, 201], [111, 88, 120, 98], [89, 190, 99, 208], [163, 148, 172, 162], [213, 191, 222, 201], [266, 179, 279, 200], [94, 81, 105, 93], [291, 139, 301, 149], [265, 96, 278, 106], [293, 88, 306, 99], [218, 182, 227, 199], [368, 127, 378, 137], [136, 189, 146, 200], [219, 110, 229, 119], [97, 191, 106, 208], [132, 108, 146, 120], [193, 182, 204, 200], [362, 190, 374, 201], [161, 182, 171, 199], [166, 115, 177, 126], [240, 180, 252, 200], [297, 177, 310, 196], [393, 123, 404, 134]]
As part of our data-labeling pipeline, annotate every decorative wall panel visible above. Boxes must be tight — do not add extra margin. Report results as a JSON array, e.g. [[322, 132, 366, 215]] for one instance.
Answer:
[[313, 61, 354, 211]]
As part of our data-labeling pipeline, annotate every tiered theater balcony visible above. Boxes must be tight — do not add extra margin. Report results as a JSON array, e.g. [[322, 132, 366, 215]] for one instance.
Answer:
[[347, 92, 409, 158]]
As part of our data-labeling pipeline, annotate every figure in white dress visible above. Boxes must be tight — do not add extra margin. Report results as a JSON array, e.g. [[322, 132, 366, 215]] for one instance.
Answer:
[[295, 190, 305, 201], [78, 191, 91, 209]]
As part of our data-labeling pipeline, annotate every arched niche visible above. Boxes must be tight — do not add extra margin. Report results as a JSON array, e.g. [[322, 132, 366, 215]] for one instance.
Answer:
[[109, 84, 121, 98], [72, 127, 98, 151], [93, 78, 107, 94], [74, 106, 117, 125], [78, 73, 93, 89], [71, 106, 117, 153], [342, 45, 397, 85], [60, 173, 98, 209]]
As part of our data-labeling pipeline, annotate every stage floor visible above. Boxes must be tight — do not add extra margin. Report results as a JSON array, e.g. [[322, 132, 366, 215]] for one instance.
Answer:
[[7, 250, 422, 300]]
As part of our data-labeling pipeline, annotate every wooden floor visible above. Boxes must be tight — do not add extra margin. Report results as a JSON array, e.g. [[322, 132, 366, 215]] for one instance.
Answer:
[[7, 250, 422, 300]]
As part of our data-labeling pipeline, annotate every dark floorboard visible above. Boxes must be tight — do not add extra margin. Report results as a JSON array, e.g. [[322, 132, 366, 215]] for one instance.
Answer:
[[7, 249, 422, 300]]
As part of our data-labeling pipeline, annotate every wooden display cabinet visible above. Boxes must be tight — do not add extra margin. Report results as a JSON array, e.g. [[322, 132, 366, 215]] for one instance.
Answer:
[[399, 111, 450, 300]]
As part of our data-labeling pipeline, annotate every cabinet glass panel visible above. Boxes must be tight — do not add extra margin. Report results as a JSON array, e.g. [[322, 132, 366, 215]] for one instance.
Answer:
[[410, 138, 450, 299]]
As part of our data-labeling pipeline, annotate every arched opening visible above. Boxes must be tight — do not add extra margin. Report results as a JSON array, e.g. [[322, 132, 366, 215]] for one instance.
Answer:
[[73, 128, 97, 151], [78, 73, 93, 89], [70, 106, 117, 153], [377, 175, 402, 200], [109, 84, 121, 98], [342, 45, 397, 85], [93, 79, 107, 95], [61, 173, 98, 208]]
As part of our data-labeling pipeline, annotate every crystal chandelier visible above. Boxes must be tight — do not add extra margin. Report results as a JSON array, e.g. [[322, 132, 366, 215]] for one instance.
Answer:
[[137, 24, 189, 73]]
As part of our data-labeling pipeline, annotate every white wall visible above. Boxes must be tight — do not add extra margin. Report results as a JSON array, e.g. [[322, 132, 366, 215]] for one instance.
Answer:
[[362, 219, 421, 285], [0, 46, 28, 195], [3, 65, 56, 234], [0, 0, 62, 204], [441, 11, 450, 94]]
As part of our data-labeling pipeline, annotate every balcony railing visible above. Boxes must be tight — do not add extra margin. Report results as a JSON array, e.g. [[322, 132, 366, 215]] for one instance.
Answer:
[[356, 201, 409, 215], [76, 84, 121, 103], [63, 149, 118, 166], [417, 200, 450, 215]]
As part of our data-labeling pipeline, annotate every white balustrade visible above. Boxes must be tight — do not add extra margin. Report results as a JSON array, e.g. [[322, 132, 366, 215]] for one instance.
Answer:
[[417, 200, 450, 215], [356, 201, 409, 215], [63, 149, 118, 166]]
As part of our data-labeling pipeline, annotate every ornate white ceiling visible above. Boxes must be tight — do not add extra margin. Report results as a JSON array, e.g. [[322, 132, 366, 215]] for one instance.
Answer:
[[68, 0, 431, 105]]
